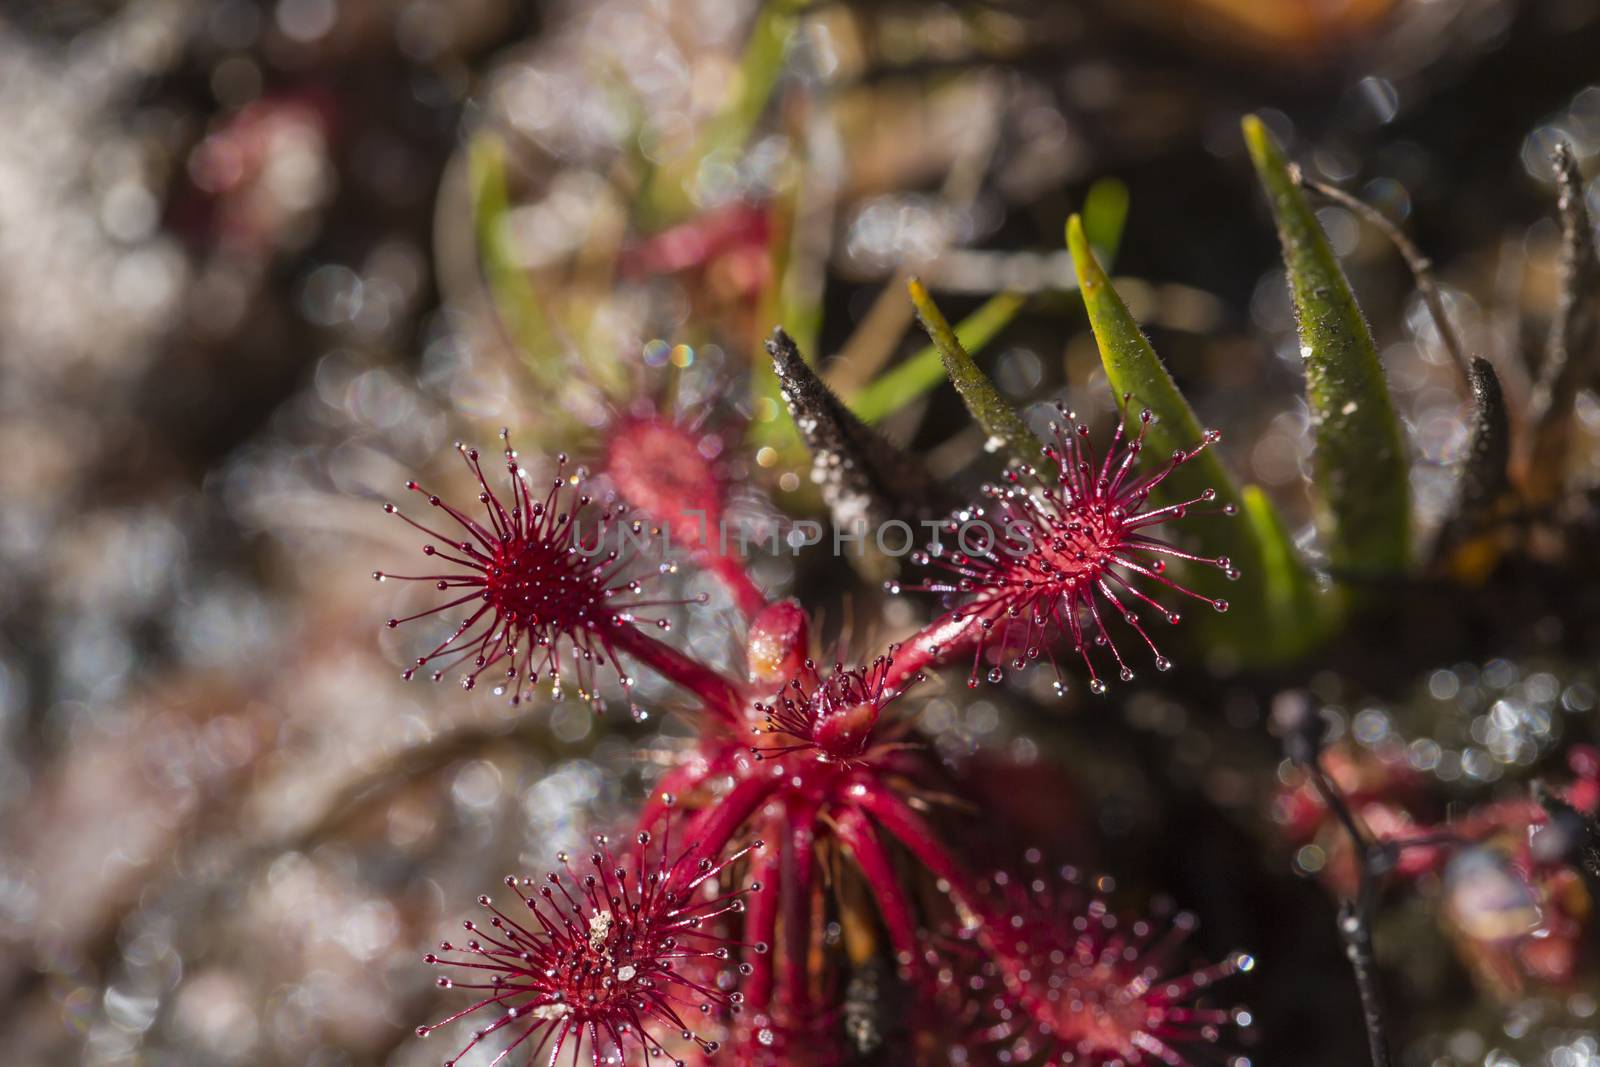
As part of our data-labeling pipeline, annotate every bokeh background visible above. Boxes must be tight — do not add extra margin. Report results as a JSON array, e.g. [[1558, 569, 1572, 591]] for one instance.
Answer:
[[5, 1, 1600, 1064]]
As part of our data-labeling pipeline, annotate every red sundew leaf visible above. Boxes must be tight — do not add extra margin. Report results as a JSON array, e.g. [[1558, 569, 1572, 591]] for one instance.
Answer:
[[374, 432, 707, 712], [896, 403, 1237, 696], [418, 819, 765, 1067]]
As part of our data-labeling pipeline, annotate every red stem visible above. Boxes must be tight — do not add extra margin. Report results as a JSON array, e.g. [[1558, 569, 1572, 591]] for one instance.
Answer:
[[705, 552, 770, 619], [606, 623, 745, 724], [683, 772, 780, 871], [849, 775, 986, 920], [833, 807, 921, 980], [637, 758, 723, 831], [884, 612, 983, 693], [741, 813, 783, 1014], [780, 801, 818, 1017]]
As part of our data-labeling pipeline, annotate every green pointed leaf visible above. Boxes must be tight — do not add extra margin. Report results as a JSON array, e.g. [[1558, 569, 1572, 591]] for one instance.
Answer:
[[1082, 176, 1130, 263], [747, 170, 822, 456], [1242, 115, 1411, 578], [642, 0, 799, 226], [851, 292, 1025, 425], [1067, 213, 1325, 660], [1066, 215, 1222, 485], [1240, 485, 1339, 654], [907, 277, 1047, 467], [840, 183, 1119, 432], [470, 135, 561, 387]]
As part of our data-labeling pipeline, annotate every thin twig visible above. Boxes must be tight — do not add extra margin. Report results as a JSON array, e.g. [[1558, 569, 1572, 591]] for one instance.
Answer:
[[1339, 888, 1393, 1067], [1532, 781, 1600, 960], [1521, 141, 1600, 501], [1311, 751, 1395, 1067], [1530, 141, 1596, 416], [1305, 758, 1371, 852], [1305, 751, 1395, 1067], [1273, 691, 1396, 1067], [1299, 173, 1471, 386]]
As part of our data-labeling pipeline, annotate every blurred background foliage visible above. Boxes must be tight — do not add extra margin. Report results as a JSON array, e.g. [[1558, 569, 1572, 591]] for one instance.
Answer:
[[5, 0, 1600, 1065]]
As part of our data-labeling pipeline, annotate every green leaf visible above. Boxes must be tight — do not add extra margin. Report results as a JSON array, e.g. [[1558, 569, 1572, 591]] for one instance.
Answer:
[[1067, 213, 1326, 660], [747, 172, 814, 455], [643, 1, 800, 226], [1081, 177, 1130, 263], [1242, 114, 1411, 577], [1240, 485, 1339, 653], [907, 278, 1048, 468], [848, 177, 1120, 429], [1066, 215, 1218, 478], [850, 292, 1025, 424], [470, 134, 560, 388]]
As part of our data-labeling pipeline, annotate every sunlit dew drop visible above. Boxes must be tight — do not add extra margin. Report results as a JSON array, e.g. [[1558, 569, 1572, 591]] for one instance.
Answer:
[[641, 338, 673, 367], [1089, 679, 1108, 695]]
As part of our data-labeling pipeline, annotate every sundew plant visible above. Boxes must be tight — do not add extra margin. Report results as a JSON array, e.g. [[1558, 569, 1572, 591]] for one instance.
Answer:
[[9, 5, 1600, 1067], [372, 105, 1600, 1067]]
